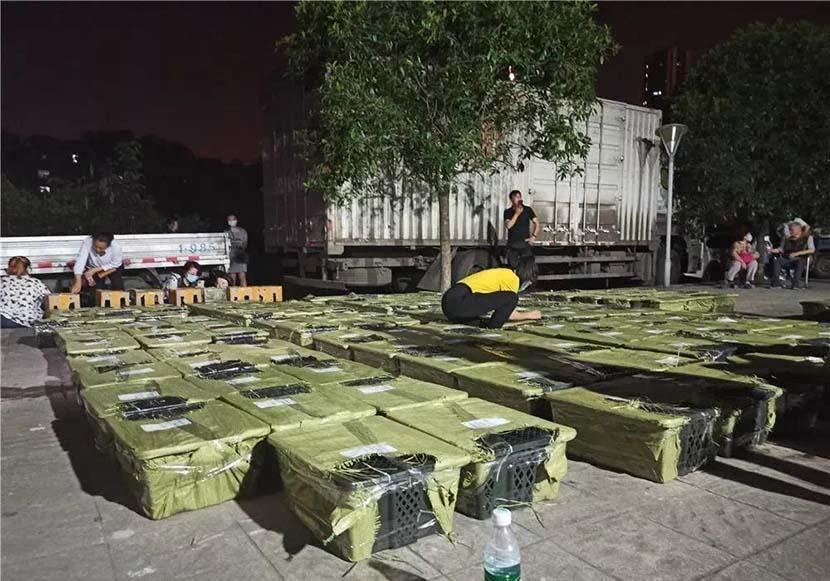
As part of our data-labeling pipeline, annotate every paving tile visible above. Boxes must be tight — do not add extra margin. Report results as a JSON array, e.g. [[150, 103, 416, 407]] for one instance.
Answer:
[[510, 483, 626, 537], [408, 512, 540, 576], [702, 560, 787, 581], [446, 541, 615, 581], [0, 496, 105, 561], [565, 461, 699, 505], [555, 512, 733, 581], [637, 487, 806, 558], [748, 520, 830, 581], [109, 522, 279, 581], [1, 541, 115, 581], [680, 459, 830, 525]]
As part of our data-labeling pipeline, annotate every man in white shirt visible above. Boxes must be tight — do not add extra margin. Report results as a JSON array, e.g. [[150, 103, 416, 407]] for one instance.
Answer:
[[70, 233, 124, 294]]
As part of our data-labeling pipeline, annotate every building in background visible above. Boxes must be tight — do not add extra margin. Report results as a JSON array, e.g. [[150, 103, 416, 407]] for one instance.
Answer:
[[642, 47, 693, 120]]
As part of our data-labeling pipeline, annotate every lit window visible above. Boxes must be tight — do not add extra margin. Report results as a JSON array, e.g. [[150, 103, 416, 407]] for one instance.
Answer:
[[72, 154, 79, 164]]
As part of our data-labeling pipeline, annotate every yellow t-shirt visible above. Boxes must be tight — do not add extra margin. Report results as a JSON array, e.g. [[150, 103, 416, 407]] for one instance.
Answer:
[[458, 268, 519, 294]]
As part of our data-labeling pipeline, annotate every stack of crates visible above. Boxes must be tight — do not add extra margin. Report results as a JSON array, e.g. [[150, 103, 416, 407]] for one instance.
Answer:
[[332, 374, 468, 414], [269, 416, 470, 561], [387, 398, 577, 518], [68, 351, 179, 389], [56, 328, 141, 356]]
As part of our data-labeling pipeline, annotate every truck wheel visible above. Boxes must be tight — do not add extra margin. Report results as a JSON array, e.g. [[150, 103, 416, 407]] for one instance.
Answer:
[[812, 254, 830, 279], [392, 269, 421, 293]]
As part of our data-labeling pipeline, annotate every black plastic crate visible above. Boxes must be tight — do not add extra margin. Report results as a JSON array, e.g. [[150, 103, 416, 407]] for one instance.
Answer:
[[241, 384, 311, 399], [455, 427, 554, 519], [215, 332, 267, 345], [691, 344, 739, 362], [339, 375, 396, 387], [354, 322, 396, 332], [331, 454, 437, 553], [397, 345, 448, 357], [194, 360, 259, 380], [283, 355, 339, 369], [121, 396, 205, 421], [638, 402, 719, 474]]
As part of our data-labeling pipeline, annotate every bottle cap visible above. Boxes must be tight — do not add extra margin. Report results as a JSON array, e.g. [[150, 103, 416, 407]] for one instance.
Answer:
[[493, 507, 511, 527]]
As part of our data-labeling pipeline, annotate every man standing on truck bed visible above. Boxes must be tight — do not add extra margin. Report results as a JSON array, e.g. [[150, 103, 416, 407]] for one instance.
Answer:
[[226, 213, 249, 287], [70, 233, 124, 296], [503, 190, 540, 270]]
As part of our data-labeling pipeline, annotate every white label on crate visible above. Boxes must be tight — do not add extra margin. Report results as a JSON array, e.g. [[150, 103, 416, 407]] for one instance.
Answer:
[[480, 333, 501, 339], [580, 321, 599, 327], [516, 371, 544, 380], [552, 342, 579, 350], [462, 417, 510, 429], [120, 367, 155, 377], [762, 318, 782, 322], [646, 329, 668, 335], [190, 359, 220, 368], [340, 443, 397, 459], [667, 316, 684, 321], [86, 355, 119, 363], [358, 384, 395, 394], [545, 324, 564, 329], [599, 331, 623, 337], [655, 356, 681, 366], [780, 335, 804, 341], [695, 327, 715, 332], [254, 398, 297, 409], [118, 390, 160, 402], [158, 335, 183, 342], [82, 340, 110, 346], [227, 376, 261, 385], [141, 418, 191, 432], [820, 332, 830, 337], [435, 356, 460, 362], [270, 354, 296, 363], [716, 317, 738, 323], [671, 343, 692, 349], [804, 356, 824, 364], [310, 366, 341, 373], [174, 349, 203, 357], [340, 333, 364, 340]]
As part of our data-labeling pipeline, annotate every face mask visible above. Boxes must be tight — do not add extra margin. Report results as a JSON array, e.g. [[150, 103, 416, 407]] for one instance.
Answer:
[[227, 220, 237, 227], [185, 274, 200, 284]]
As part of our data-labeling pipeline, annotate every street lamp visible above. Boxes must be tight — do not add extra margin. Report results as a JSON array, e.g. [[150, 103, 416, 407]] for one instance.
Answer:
[[655, 123, 688, 288]]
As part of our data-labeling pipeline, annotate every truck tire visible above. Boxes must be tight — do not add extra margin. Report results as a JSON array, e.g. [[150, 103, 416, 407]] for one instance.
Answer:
[[812, 254, 830, 279]]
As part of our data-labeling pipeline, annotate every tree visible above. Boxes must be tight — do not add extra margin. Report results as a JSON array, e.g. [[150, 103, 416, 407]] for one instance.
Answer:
[[286, 0, 613, 290], [673, 21, 830, 234]]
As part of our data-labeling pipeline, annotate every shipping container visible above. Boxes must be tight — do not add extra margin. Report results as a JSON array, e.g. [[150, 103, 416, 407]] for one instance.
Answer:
[[263, 82, 663, 288]]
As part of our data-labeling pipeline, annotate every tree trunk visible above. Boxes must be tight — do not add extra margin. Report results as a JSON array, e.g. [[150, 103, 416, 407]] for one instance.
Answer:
[[438, 183, 452, 292]]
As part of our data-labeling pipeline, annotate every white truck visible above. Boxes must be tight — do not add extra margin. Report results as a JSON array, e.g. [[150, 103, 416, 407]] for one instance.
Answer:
[[0, 233, 231, 290], [263, 82, 665, 290]]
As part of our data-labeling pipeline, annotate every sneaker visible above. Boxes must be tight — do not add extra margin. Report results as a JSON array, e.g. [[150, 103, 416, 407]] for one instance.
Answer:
[[742, 282, 754, 289]]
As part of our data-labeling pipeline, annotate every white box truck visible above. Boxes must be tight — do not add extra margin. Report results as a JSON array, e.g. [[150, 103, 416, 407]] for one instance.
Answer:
[[263, 82, 664, 290]]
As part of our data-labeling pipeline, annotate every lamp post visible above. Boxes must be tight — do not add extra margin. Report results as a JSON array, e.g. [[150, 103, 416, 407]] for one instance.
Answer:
[[655, 123, 688, 288]]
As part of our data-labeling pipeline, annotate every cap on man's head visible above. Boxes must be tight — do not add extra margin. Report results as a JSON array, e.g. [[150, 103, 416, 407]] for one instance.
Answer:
[[791, 218, 808, 228], [744, 233, 753, 243]]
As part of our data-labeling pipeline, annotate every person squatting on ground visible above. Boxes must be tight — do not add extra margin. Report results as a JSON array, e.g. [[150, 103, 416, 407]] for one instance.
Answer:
[[70, 232, 124, 296], [441, 258, 542, 329], [725, 233, 759, 288], [769, 219, 815, 289], [503, 190, 540, 270], [0, 256, 51, 329]]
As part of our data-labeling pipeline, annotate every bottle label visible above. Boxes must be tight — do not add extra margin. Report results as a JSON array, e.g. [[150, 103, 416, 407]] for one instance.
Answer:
[[484, 564, 521, 581]]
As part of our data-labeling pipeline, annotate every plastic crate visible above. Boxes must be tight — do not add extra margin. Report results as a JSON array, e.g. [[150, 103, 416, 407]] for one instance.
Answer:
[[455, 427, 553, 519], [331, 454, 438, 552], [637, 402, 719, 476]]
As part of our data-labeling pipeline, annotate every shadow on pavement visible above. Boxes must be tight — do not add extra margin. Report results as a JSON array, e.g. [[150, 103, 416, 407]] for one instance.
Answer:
[[703, 461, 830, 505], [736, 448, 830, 489], [235, 491, 313, 560]]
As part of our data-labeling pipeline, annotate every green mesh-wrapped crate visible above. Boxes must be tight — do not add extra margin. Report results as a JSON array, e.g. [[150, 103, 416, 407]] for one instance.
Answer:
[[72, 358, 181, 390], [133, 329, 213, 349], [263, 315, 371, 346], [186, 366, 306, 398], [221, 383, 376, 433], [120, 320, 180, 337], [208, 326, 270, 345], [331, 374, 468, 414], [452, 362, 576, 418], [57, 307, 139, 325], [56, 328, 141, 356], [313, 330, 396, 360], [387, 398, 576, 518], [165, 348, 275, 376], [269, 416, 470, 561], [80, 377, 214, 453], [349, 340, 407, 373], [270, 352, 383, 386], [67, 349, 158, 375], [108, 399, 269, 519], [546, 388, 719, 483], [34, 319, 90, 347]]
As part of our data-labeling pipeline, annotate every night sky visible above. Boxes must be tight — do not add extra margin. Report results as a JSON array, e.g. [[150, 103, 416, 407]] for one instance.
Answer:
[[3, 2, 828, 163]]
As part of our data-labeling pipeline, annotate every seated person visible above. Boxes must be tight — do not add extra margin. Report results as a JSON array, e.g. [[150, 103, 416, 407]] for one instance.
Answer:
[[724, 234, 759, 289], [769, 219, 815, 289], [1, 256, 51, 329], [441, 258, 542, 329], [70, 232, 124, 295], [165, 261, 206, 291]]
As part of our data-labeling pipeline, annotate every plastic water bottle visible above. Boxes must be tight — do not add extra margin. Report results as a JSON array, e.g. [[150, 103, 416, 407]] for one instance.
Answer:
[[483, 507, 521, 581]]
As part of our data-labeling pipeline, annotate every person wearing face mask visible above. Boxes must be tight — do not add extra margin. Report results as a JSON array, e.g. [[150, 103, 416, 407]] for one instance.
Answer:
[[1, 256, 51, 328], [70, 232, 124, 296], [164, 261, 206, 293], [225, 214, 249, 286]]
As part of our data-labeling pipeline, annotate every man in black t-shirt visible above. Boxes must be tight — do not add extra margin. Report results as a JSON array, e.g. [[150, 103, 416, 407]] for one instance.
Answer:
[[503, 190, 540, 269]]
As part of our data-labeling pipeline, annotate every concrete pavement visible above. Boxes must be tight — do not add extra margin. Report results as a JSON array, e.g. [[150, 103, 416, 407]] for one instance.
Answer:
[[2, 310, 829, 580]]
